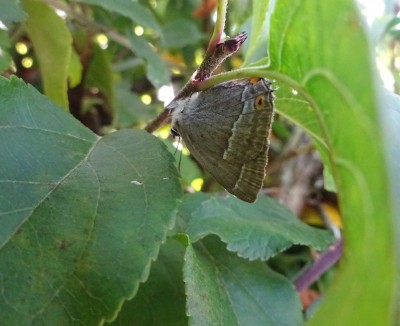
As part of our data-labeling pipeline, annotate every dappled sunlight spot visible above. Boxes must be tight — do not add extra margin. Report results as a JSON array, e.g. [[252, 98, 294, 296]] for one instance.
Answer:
[[376, 58, 395, 91], [140, 94, 152, 105], [172, 140, 192, 156], [15, 42, 28, 55], [134, 26, 144, 36], [194, 49, 204, 66], [96, 34, 108, 49], [158, 128, 170, 140], [54, 9, 67, 19], [149, 0, 157, 9], [357, 0, 384, 26], [230, 56, 243, 69], [0, 21, 7, 30], [291, 89, 298, 95], [191, 178, 204, 191], [102, 127, 117, 134], [157, 85, 175, 104], [173, 141, 183, 151], [21, 57, 33, 68], [395, 56, 400, 70], [212, 11, 218, 22]]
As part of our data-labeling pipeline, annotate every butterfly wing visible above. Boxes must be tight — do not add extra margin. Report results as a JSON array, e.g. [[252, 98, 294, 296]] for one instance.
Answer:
[[172, 78, 274, 202]]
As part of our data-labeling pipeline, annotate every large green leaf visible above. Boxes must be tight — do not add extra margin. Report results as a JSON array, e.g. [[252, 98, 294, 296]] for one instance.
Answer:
[[109, 238, 188, 325], [185, 195, 333, 260], [22, 0, 72, 110], [0, 76, 182, 324], [184, 236, 303, 326], [268, 1, 397, 324]]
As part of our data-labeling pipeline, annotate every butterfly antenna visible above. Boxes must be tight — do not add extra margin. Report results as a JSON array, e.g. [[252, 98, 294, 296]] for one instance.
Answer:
[[173, 140, 179, 156], [177, 137, 183, 172], [171, 128, 182, 172]]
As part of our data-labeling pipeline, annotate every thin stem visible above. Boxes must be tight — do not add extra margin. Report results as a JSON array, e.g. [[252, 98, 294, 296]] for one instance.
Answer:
[[294, 239, 343, 292], [144, 109, 171, 133], [206, 0, 228, 53]]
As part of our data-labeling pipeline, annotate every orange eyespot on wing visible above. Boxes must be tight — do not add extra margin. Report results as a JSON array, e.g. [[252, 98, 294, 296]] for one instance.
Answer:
[[254, 95, 266, 110]]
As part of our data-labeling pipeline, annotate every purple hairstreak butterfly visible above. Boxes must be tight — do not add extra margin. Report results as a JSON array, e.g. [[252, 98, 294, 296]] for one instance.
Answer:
[[170, 77, 275, 202]]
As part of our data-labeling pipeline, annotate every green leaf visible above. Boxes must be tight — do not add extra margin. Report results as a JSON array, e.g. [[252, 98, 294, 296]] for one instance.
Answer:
[[0, 30, 13, 73], [380, 87, 400, 211], [275, 85, 325, 149], [184, 236, 303, 326], [129, 33, 170, 88], [113, 82, 157, 128], [178, 193, 213, 222], [22, 0, 72, 110], [76, 0, 161, 35], [186, 195, 333, 260], [0, 76, 182, 324], [269, 1, 397, 324], [274, 84, 335, 189], [109, 238, 188, 325], [163, 18, 204, 48], [243, 0, 270, 65], [174, 192, 212, 234], [85, 45, 114, 115], [0, 0, 27, 24], [67, 47, 83, 88]]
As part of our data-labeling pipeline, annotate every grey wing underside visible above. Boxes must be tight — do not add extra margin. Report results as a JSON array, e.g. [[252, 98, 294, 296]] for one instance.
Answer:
[[179, 114, 274, 202], [176, 80, 274, 202], [180, 112, 269, 202]]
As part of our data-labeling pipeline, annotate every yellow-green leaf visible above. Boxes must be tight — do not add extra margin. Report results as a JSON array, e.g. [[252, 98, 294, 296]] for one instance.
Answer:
[[269, 1, 397, 324], [22, 0, 72, 110]]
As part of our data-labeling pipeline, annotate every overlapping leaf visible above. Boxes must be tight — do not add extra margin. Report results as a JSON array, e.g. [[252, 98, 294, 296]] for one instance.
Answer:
[[184, 236, 303, 326], [109, 238, 188, 325], [184, 195, 333, 260], [0, 76, 182, 324], [22, 0, 72, 109], [268, 1, 397, 324]]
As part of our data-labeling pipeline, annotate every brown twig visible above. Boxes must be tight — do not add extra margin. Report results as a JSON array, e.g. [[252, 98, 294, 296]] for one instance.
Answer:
[[144, 109, 171, 133]]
